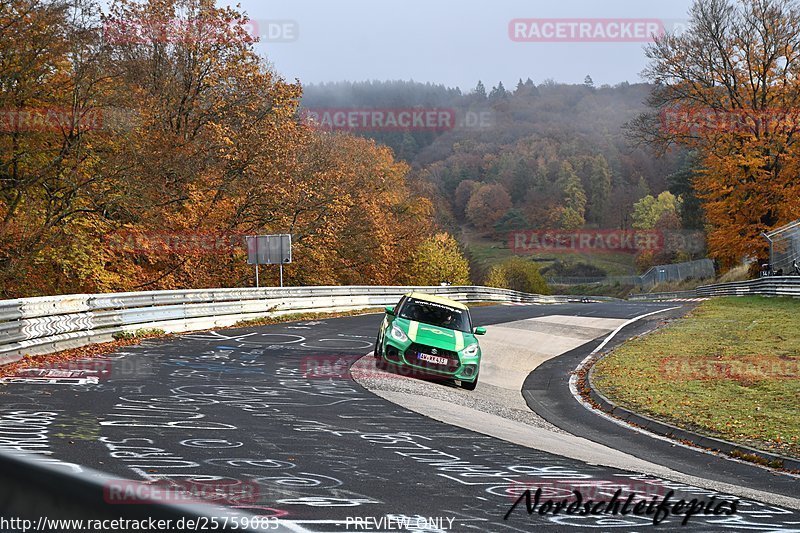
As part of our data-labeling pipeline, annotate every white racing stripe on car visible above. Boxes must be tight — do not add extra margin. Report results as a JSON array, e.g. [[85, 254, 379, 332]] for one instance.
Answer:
[[453, 329, 464, 351], [407, 320, 419, 341]]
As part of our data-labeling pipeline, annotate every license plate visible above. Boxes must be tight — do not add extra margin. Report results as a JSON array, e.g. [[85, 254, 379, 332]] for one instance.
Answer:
[[417, 353, 448, 365]]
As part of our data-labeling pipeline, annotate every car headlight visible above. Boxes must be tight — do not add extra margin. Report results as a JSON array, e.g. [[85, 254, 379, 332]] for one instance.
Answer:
[[390, 324, 408, 342], [462, 343, 479, 357]]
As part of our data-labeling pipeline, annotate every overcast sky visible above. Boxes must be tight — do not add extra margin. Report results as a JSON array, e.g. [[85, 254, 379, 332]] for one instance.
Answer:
[[229, 0, 696, 91]]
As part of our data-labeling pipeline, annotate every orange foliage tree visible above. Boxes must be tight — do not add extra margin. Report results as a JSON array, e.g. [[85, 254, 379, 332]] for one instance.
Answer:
[[632, 0, 800, 268], [0, 0, 438, 296], [465, 183, 512, 231]]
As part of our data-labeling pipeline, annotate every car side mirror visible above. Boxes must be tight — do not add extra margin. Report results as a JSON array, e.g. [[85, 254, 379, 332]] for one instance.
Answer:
[[384, 305, 395, 316], [474, 326, 486, 335]]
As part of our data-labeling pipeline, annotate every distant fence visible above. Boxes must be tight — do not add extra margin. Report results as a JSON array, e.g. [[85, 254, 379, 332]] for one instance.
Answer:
[[548, 259, 715, 288], [629, 276, 800, 300], [639, 258, 715, 287], [0, 285, 621, 366], [765, 219, 800, 275]]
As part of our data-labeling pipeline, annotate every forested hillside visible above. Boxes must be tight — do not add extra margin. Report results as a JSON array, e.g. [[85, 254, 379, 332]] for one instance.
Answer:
[[303, 80, 700, 280], [304, 81, 695, 230]]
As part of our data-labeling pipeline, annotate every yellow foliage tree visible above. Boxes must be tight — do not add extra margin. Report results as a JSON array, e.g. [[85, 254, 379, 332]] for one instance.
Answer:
[[483, 257, 550, 295], [405, 233, 470, 286]]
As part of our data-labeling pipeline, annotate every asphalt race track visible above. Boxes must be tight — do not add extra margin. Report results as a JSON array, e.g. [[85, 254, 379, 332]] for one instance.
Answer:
[[1, 303, 799, 532]]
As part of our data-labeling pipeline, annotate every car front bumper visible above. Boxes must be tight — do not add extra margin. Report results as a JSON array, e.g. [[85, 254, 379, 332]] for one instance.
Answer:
[[379, 337, 480, 382]]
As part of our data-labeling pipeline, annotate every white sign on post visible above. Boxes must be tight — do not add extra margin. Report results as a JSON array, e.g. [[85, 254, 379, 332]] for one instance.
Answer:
[[245, 234, 292, 287]]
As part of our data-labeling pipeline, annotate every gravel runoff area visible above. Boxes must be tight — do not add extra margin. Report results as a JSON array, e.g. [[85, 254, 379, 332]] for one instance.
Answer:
[[350, 353, 568, 433]]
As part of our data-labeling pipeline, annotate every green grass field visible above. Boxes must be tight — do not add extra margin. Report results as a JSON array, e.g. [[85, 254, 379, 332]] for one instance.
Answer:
[[592, 297, 800, 460], [461, 227, 639, 280]]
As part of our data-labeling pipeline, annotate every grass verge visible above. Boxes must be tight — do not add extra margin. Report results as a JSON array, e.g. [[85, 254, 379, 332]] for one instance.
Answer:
[[232, 308, 383, 327], [592, 296, 800, 459]]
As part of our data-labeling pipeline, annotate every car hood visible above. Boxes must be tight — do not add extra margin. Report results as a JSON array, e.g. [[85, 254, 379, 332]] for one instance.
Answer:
[[394, 317, 475, 351]]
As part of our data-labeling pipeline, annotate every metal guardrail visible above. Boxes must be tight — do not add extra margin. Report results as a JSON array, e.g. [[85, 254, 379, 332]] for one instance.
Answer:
[[628, 290, 699, 301], [546, 275, 643, 285], [0, 285, 614, 366], [6, 272, 793, 366], [628, 277, 800, 301], [696, 276, 800, 298]]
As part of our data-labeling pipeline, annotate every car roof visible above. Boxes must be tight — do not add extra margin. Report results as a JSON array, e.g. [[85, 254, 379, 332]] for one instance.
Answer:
[[406, 292, 469, 311]]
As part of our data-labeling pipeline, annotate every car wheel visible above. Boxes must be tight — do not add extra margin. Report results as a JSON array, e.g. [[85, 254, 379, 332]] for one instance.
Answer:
[[374, 335, 383, 358], [461, 376, 478, 391], [374, 337, 388, 370]]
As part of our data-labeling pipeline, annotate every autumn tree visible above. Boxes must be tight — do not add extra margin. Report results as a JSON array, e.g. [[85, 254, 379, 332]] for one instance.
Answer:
[[580, 155, 612, 226], [632, 191, 690, 270], [0, 0, 439, 296], [555, 162, 586, 229], [474, 80, 487, 100], [667, 153, 705, 229], [632, 0, 800, 267], [466, 183, 512, 231], [405, 233, 470, 286], [0, 0, 115, 295], [489, 82, 507, 99], [291, 134, 433, 286], [453, 179, 480, 218], [483, 257, 550, 294], [484, 264, 508, 288], [631, 191, 682, 230], [96, 0, 306, 290]]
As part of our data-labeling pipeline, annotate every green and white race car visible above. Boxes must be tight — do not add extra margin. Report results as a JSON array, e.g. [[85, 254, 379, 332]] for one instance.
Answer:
[[374, 292, 486, 390]]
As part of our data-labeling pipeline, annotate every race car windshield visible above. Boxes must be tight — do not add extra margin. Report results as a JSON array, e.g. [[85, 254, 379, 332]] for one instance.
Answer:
[[398, 298, 471, 332]]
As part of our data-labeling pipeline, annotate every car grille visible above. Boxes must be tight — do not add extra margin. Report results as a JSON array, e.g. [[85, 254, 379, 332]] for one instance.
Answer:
[[405, 343, 460, 372]]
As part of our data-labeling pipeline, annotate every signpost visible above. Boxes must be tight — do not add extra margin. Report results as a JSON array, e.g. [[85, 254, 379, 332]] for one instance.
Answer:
[[245, 234, 292, 287]]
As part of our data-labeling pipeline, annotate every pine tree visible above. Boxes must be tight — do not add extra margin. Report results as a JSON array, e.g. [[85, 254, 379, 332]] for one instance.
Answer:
[[474, 80, 487, 99], [556, 162, 587, 229], [489, 81, 507, 99]]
